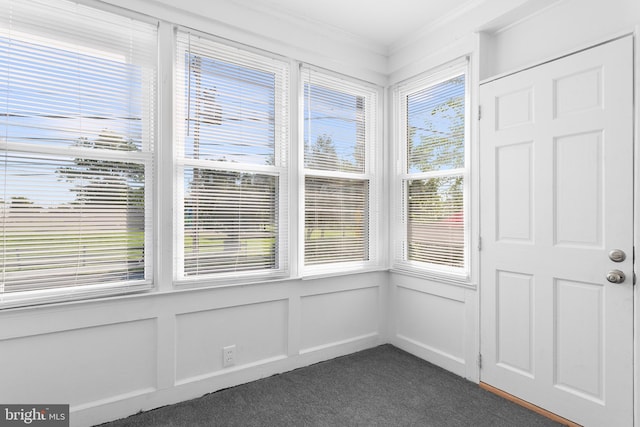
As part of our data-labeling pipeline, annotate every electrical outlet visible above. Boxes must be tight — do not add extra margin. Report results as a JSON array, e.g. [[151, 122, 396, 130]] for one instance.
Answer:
[[223, 345, 236, 367]]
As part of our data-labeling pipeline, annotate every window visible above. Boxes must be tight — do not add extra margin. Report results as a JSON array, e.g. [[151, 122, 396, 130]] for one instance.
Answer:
[[175, 30, 289, 281], [0, 0, 157, 308], [394, 62, 469, 278], [301, 66, 378, 272], [0, 0, 390, 308]]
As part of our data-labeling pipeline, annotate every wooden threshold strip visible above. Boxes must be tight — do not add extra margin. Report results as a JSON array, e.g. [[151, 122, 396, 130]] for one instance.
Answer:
[[479, 382, 582, 427]]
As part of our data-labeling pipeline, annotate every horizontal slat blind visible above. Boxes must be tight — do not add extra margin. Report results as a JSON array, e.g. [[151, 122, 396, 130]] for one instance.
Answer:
[[0, 0, 156, 308], [176, 31, 288, 167], [183, 169, 277, 275], [398, 68, 467, 273], [406, 177, 464, 267], [176, 30, 288, 279], [407, 75, 465, 173], [305, 177, 368, 265], [2, 153, 145, 291], [302, 66, 377, 268], [0, 1, 155, 151], [303, 71, 366, 173]]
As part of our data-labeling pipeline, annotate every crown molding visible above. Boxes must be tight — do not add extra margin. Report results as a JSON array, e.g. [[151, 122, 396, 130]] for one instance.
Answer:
[[226, 0, 389, 57], [388, 0, 486, 55], [98, 0, 389, 85]]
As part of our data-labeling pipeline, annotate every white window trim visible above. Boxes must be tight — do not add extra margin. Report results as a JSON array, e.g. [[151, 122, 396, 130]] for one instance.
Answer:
[[173, 28, 291, 285], [0, 0, 158, 309], [391, 58, 472, 285], [298, 64, 384, 278], [1, 0, 398, 309]]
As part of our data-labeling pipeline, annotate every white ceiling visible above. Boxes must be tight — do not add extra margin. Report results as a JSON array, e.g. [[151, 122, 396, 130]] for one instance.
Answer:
[[227, 0, 479, 48]]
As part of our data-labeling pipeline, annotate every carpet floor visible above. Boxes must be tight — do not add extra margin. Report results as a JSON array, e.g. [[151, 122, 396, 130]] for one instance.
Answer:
[[99, 345, 562, 426]]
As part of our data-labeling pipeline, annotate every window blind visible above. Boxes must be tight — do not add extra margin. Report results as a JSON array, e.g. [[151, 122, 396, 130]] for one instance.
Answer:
[[305, 177, 368, 265], [405, 177, 464, 267], [397, 68, 467, 274], [175, 30, 289, 280], [0, 0, 157, 308], [302, 66, 377, 269], [407, 75, 465, 173], [303, 79, 366, 173]]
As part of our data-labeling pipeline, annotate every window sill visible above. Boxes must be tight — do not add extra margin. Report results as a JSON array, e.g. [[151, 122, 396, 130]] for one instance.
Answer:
[[171, 264, 388, 291], [301, 265, 388, 281], [0, 280, 154, 311], [389, 266, 476, 289], [173, 270, 292, 290]]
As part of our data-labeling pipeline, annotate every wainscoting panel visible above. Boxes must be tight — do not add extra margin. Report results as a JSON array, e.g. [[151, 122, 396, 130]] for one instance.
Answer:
[[0, 319, 157, 408], [390, 273, 476, 378], [300, 286, 379, 354], [0, 272, 386, 427], [175, 299, 289, 383]]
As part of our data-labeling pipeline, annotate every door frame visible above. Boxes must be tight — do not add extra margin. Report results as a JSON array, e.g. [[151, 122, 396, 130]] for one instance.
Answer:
[[474, 29, 638, 425], [633, 25, 640, 427]]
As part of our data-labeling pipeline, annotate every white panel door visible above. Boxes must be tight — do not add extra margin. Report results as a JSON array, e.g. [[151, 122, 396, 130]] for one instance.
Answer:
[[480, 36, 633, 427]]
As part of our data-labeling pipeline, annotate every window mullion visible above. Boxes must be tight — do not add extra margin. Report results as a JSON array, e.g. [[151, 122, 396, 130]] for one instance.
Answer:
[[401, 168, 466, 181], [304, 168, 370, 181], [3, 141, 152, 163], [180, 158, 283, 177]]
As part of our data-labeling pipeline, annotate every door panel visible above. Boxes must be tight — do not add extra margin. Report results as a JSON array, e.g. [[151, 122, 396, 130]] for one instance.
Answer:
[[480, 36, 633, 427], [496, 141, 533, 242], [554, 278, 604, 402], [496, 270, 534, 376], [554, 131, 602, 246]]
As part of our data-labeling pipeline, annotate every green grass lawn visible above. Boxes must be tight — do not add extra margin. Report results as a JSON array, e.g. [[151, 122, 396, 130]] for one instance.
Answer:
[[1, 230, 145, 272]]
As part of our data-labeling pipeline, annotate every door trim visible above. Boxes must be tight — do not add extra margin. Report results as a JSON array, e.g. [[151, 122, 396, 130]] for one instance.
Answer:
[[477, 33, 635, 425], [479, 30, 634, 86], [632, 25, 639, 427]]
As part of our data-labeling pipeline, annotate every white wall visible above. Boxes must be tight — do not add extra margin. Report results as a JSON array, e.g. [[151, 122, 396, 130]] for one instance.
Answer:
[[387, 274, 478, 379], [386, 0, 561, 85], [0, 272, 387, 426], [384, 1, 640, 426], [2, 1, 639, 426], [0, 2, 390, 427], [97, 0, 389, 86], [481, 0, 640, 79]]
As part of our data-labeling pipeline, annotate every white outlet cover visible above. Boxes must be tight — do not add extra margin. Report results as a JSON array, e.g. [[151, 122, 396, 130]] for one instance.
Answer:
[[223, 345, 236, 367]]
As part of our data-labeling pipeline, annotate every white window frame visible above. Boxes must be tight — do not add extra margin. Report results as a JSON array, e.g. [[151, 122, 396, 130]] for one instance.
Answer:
[[0, 0, 157, 309], [299, 65, 383, 277], [392, 59, 471, 283], [173, 28, 290, 285]]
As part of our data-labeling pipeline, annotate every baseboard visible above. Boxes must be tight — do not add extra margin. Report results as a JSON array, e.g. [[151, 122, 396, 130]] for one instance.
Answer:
[[479, 382, 581, 427]]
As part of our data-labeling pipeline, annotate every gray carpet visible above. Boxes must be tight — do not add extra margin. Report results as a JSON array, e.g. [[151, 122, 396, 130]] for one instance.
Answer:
[[100, 345, 562, 426]]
